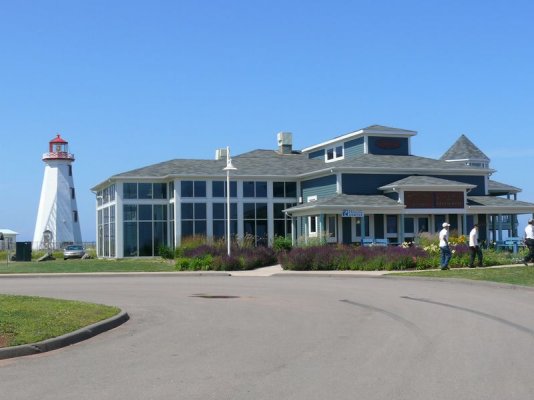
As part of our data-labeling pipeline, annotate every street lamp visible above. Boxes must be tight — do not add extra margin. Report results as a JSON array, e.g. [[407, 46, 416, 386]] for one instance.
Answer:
[[223, 146, 237, 256]]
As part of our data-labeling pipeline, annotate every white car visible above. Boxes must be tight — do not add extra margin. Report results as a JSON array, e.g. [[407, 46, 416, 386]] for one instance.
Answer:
[[63, 245, 85, 260]]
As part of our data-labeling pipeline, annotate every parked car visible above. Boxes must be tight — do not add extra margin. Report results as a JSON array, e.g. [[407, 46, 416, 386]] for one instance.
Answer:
[[63, 245, 85, 260]]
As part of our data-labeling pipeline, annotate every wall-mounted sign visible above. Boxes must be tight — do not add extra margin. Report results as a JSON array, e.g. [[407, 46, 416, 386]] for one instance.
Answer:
[[405, 191, 464, 209], [375, 139, 402, 149], [342, 210, 364, 218]]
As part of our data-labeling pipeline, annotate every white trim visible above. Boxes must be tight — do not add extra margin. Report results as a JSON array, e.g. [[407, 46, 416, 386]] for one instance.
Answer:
[[302, 129, 365, 152], [301, 127, 417, 153]]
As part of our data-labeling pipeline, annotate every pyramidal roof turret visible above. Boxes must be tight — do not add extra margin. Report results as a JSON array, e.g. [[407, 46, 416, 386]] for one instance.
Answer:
[[440, 134, 490, 165]]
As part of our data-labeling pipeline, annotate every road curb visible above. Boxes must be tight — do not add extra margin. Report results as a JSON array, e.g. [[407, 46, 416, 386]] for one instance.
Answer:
[[0, 272, 231, 278], [0, 310, 130, 360]]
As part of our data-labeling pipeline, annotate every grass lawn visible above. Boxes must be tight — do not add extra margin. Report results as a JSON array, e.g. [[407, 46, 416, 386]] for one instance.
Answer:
[[392, 266, 534, 287], [0, 294, 120, 347], [0, 258, 176, 274]]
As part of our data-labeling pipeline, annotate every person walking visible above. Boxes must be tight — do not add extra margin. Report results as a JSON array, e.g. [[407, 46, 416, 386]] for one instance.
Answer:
[[439, 222, 451, 270], [468, 224, 483, 268], [523, 219, 534, 266]]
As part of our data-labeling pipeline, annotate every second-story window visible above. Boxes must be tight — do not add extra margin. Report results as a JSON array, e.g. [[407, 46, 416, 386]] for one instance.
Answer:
[[326, 145, 343, 162], [181, 181, 206, 198]]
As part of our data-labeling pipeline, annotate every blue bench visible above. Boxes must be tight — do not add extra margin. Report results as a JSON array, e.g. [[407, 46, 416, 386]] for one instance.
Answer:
[[496, 237, 525, 253]]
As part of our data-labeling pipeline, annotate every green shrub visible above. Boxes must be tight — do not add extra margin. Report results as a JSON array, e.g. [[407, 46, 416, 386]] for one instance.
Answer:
[[157, 245, 175, 259], [273, 235, 292, 253]]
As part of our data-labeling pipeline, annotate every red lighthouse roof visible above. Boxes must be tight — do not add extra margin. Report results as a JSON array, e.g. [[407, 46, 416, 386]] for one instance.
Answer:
[[43, 133, 75, 162], [50, 134, 68, 144]]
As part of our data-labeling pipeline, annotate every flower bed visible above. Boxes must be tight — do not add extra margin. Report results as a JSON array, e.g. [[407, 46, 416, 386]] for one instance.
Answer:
[[175, 237, 277, 271]]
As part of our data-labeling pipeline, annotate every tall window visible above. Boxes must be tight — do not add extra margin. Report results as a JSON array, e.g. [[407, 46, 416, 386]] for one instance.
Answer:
[[122, 204, 168, 257], [244, 202, 268, 245], [273, 203, 295, 237], [212, 203, 237, 239], [181, 203, 207, 237]]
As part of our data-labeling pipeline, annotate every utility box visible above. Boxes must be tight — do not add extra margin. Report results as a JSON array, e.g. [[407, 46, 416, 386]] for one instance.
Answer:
[[16, 242, 32, 262]]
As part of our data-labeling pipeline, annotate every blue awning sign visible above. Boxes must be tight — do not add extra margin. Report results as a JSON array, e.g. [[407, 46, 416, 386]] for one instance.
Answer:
[[342, 210, 364, 218]]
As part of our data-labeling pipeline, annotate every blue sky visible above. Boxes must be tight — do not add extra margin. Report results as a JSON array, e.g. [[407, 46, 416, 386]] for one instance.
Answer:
[[1, 0, 534, 241]]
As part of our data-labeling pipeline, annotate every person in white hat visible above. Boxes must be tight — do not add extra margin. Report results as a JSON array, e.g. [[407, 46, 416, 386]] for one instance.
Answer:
[[439, 222, 451, 270], [523, 219, 534, 266]]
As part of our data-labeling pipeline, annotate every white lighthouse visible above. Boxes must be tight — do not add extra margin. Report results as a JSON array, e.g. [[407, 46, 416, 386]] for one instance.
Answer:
[[33, 134, 82, 250]]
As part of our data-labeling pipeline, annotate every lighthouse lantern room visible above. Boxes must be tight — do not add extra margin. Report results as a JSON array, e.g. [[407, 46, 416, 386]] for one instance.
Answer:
[[33, 134, 82, 250]]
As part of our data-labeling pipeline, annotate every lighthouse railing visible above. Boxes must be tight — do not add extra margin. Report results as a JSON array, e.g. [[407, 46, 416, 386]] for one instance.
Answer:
[[42, 152, 75, 160]]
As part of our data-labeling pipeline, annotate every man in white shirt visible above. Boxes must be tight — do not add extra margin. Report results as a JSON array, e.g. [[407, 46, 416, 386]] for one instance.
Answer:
[[523, 219, 534, 266], [468, 224, 483, 268], [439, 222, 451, 270]]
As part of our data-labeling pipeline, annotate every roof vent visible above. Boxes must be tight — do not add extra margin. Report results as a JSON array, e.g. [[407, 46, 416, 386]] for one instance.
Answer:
[[215, 148, 228, 160], [277, 132, 293, 154]]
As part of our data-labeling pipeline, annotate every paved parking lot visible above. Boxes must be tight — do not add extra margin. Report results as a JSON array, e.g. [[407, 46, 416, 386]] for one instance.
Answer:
[[1, 274, 534, 400]]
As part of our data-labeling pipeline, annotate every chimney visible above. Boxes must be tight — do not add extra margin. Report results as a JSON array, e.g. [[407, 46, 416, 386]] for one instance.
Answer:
[[277, 132, 293, 154], [215, 148, 228, 160]]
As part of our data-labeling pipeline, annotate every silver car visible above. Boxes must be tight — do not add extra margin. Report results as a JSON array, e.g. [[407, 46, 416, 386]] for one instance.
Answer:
[[63, 245, 85, 260]]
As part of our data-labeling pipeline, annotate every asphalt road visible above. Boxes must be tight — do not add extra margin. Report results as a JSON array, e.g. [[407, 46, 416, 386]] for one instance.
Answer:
[[1, 274, 534, 400]]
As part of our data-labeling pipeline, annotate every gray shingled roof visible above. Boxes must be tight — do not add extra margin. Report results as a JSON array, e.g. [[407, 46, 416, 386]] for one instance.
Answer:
[[488, 179, 521, 194], [110, 151, 488, 183], [467, 196, 534, 209], [332, 154, 491, 172], [440, 134, 490, 162], [379, 175, 476, 190], [111, 150, 325, 179], [105, 148, 492, 187], [284, 194, 404, 213]]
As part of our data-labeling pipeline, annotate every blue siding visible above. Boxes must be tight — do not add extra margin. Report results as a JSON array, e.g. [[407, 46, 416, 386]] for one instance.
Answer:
[[368, 137, 409, 155], [342, 174, 486, 196], [308, 149, 325, 159], [301, 175, 337, 200], [439, 175, 486, 196], [344, 138, 364, 158], [342, 174, 409, 195]]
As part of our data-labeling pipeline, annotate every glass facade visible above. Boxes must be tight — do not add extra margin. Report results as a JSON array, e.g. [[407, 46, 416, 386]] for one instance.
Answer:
[[273, 203, 295, 237], [181, 203, 207, 237], [212, 202, 237, 239], [212, 181, 237, 197], [98, 204, 116, 257], [273, 182, 297, 198], [243, 181, 267, 198], [123, 204, 168, 257], [181, 181, 206, 197], [244, 202, 268, 245]]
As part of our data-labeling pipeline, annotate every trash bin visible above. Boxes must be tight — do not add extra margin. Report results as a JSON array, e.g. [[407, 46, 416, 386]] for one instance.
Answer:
[[16, 242, 32, 261]]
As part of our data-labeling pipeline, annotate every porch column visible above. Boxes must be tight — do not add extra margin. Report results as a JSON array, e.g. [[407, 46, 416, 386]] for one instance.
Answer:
[[399, 214, 405, 244], [498, 214, 503, 242], [361, 215, 366, 245]]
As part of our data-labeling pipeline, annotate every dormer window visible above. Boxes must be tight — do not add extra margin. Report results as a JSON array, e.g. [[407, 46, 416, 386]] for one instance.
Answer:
[[326, 145, 343, 162]]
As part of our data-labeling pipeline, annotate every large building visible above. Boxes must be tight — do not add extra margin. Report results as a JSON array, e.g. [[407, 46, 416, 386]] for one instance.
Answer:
[[91, 125, 534, 258]]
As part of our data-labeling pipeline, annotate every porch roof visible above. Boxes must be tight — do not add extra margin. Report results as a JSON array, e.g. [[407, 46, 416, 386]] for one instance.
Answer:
[[284, 194, 404, 215], [467, 196, 534, 214]]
